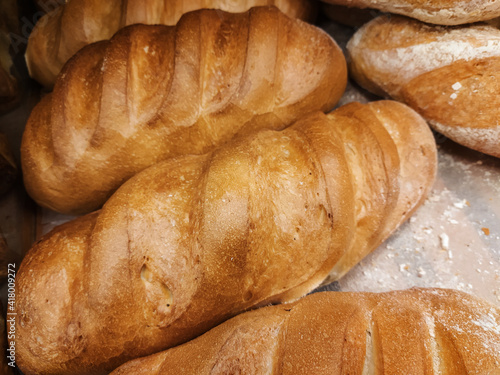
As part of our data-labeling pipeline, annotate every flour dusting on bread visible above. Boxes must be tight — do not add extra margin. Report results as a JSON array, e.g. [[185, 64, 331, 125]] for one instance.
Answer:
[[348, 21, 500, 95], [430, 120, 500, 158]]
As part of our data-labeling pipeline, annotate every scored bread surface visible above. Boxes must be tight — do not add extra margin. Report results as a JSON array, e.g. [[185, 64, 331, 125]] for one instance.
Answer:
[[26, 0, 316, 87], [16, 101, 436, 374], [111, 288, 500, 375], [21, 6, 347, 215]]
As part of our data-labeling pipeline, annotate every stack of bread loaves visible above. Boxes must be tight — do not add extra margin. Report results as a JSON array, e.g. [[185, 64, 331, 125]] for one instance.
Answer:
[[14, 1, 500, 374]]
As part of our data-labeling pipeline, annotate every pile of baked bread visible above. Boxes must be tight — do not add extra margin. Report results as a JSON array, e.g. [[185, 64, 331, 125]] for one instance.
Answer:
[[0, 0, 498, 373]]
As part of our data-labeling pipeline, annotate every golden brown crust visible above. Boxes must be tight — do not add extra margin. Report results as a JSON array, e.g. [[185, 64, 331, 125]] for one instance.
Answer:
[[324, 101, 436, 281], [348, 15, 500, 158], [321, 0, 500, 25], [26, 0, 316, 87], [16, 101, 436, 374], [111, 288, 500, 374], [21, 6, 347, 215]]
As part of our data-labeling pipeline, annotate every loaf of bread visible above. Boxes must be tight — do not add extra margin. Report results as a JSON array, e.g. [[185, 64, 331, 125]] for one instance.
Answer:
[[26, 0, 315, 88], [111, 288, 500, 374], [348, 15, 500, 159], [0, 133, 17, 196], [320, 0, 500, 25], [21, 6, 346, 215], [16, 101, 436, 374]]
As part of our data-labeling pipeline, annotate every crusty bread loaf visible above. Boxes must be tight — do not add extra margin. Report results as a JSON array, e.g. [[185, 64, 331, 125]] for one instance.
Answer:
[[21, 6, 347, 215], [0, 133, 17, 196], [16, 101, 436, 374], [320, 0, 500, 25], [26, 0, 316, 87], [348, 15, 500, 158], [111, 288, 500, 374]]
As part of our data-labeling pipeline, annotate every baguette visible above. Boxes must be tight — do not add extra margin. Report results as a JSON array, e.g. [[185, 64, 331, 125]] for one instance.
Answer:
[[16, 101, 437, 374], [112, 288, 500, 374], [21, 6, 347, 215], [26, 0, 316, 88], [348, 15, 500, 158], [320, 0, 500, 25]]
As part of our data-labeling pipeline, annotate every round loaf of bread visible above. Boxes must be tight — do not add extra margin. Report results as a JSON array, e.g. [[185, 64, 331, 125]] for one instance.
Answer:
[[348, 15, 500, 158]]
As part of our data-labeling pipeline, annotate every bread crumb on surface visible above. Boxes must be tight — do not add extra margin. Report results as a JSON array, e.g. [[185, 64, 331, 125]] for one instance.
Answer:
[[439, 233, 450, 250], [454, 199, 467, 209], [417, 267, 426, 277]]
